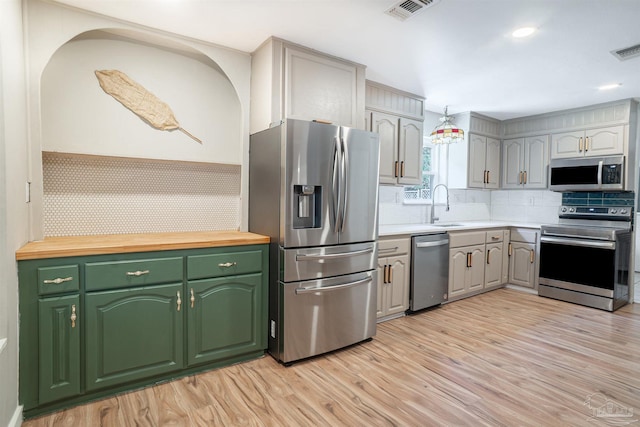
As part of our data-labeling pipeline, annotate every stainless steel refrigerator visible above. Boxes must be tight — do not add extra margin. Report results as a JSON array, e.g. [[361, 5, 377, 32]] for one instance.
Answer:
[[249, 118, 380, 364]]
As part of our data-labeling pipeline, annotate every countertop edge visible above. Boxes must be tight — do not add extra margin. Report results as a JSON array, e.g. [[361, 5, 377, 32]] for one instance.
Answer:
[[379, 221, 543, 237], [16, 231, 271, 261]]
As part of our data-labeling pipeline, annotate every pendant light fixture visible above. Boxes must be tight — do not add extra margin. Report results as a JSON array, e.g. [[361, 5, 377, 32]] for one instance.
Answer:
[[430, 106, 464, 144]]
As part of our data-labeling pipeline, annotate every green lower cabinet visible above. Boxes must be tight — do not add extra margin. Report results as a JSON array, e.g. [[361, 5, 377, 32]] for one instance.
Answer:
[[187, 273, 264, 366], [38, 295, 81, 404], [85, 283, 184, 391]]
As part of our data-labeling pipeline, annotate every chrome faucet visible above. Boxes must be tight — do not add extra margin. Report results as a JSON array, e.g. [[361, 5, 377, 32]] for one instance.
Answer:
[[430, 184, 450, 224]]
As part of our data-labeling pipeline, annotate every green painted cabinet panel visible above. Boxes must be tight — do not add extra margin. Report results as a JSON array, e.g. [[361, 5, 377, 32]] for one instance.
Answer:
[[85, 283, 184, 391], [37, 265, 80, 295], [38, 294, 81, 404], [85, 257, 183, 291], [187, 250, 263, 280], [187, 273, 264, 366]]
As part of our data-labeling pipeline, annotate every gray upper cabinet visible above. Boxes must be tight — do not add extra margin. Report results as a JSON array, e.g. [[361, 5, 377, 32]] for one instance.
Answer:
[[366, 81, 425, 186], [502, 135, 549, 189], [251, 37, 366, 133], [550, 126, 625, 159], [468, 133, 500, 189]]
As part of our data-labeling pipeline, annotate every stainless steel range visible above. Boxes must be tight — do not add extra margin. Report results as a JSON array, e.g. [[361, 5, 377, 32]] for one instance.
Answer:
[[539, 205, 632, 311]]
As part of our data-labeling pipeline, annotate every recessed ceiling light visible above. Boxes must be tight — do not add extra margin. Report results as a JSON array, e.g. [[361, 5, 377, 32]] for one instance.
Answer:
[[512, 27, 536, 38], [598, 83, 622, 90]]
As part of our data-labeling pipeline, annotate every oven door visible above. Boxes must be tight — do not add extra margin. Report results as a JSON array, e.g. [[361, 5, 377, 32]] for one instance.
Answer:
[[539, 235, 617, 297]]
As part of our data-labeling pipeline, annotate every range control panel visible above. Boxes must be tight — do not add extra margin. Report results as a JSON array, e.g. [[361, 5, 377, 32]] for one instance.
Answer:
[[559, 205, 633, 221]]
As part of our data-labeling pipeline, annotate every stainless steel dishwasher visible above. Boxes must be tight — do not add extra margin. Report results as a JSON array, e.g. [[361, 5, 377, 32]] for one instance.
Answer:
[[409, 233, 449, 311]]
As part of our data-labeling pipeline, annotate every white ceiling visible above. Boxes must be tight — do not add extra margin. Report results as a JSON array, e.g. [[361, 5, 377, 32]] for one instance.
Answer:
[[52, 0, 640, 120]]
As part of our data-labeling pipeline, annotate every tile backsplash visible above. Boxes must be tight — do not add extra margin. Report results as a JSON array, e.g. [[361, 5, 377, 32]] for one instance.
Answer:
[[561, 191, 635, 207], [43, 152, 241, 236], [379, 186, 563, 226]]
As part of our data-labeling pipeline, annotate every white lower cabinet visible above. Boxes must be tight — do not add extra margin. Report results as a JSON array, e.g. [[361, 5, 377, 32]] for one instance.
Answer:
[[449, 244, 485, 299], [508, 228, 538, 289], [376, 237, 410, 321], [448, 229, 508, 301]]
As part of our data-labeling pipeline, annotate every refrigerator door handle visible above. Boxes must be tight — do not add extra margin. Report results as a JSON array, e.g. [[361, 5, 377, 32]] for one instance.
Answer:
[[295, 247, 374, 261], [295, 277, 373, 294], [332, 136, 342, 233], [340, 135, 349, 233]]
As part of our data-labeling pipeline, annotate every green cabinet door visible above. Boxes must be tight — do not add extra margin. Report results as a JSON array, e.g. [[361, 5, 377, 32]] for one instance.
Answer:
[[187, 273, 264, 366], [85, 283, 184, 391], [38, 294, 81, 404]]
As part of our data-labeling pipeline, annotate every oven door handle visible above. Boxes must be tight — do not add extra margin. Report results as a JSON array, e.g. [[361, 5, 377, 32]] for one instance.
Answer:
[[541, 236, 615, 250]]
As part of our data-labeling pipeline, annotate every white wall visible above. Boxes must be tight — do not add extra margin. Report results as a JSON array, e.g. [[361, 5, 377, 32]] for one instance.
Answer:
[[0, 0, 29, 425], [41, 36, 242, 164], [25, 0, 253, 238]]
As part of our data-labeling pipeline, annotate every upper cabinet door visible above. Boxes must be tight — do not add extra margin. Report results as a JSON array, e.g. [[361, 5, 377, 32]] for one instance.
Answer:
[[398, 118, 423, 186], [523, 135, 549, 188], [468, 134, 487, 188], [502, 138, 524, 189], [584, 125, 624, 157], [285, 46, 360, 128], [371, 111, 400, 185], [551, 131, 584, 159], [485, 137, 501, 189]]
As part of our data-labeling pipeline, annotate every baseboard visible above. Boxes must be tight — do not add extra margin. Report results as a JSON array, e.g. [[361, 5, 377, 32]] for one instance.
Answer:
[[8, 405, 23, 427], [504, 284, 538, 295]]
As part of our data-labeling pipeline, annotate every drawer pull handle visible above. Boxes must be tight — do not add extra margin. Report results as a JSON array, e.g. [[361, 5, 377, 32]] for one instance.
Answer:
[[177, 291, 182, 312], [190, 288, 195, 308], [126, 270, 150, 277], [43, 277, 73, 284], [218, 262, 237, 268], [530, 249, 535, 264], [70, 304, 77, 328]]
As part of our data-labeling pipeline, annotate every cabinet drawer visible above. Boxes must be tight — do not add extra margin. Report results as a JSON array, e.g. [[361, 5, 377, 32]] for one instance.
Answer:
[[85, 257, 183, 291], [188, 250, 263, 280], [449, 231, 486, 248], [38, 265, 80, 295], [378, 237, 410, 256], [485, 230, 504, 244], [511, 228, 538, 244]]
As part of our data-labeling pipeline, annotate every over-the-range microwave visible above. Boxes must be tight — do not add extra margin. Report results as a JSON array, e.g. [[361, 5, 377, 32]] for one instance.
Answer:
[[549, 155, 625, 192]]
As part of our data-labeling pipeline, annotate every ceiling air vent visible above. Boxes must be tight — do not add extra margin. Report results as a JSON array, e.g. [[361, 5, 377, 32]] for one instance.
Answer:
[[385, 0, 440, 21], [611, 43, 640, 61]]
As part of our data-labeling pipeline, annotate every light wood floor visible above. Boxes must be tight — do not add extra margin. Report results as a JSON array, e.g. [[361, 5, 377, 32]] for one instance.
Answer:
[[24, 288, 640, 426]]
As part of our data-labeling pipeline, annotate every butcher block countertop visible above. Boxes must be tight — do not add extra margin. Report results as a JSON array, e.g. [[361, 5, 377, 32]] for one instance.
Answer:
[[15, 231, 270, 260]]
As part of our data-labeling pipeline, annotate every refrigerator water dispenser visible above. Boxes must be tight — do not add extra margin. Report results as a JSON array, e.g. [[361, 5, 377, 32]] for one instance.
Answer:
[[294, 185, 321, 229]]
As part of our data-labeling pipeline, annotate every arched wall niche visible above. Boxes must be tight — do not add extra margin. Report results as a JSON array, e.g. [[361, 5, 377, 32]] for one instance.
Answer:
[[41, 28, 243, 164], [38, 27, 246, 236]]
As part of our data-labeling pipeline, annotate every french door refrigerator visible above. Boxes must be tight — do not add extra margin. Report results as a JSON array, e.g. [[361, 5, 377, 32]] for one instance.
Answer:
[[249, 118, 380, 364]]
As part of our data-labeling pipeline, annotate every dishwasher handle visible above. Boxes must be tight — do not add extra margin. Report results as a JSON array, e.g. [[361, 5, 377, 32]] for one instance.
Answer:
[[415, 239, 449, 249]]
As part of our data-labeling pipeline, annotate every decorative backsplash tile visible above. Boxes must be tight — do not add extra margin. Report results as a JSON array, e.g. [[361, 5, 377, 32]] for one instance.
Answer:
[[562, 191, 635, 207], [43, 152, 241, 236]]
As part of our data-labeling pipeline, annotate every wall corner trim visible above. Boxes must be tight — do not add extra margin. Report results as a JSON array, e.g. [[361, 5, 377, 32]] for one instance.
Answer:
[[8, 404, 23, 427]]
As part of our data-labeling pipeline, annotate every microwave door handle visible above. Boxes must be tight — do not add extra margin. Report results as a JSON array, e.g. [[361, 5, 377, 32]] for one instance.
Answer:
[[597, 160, 603, 187]]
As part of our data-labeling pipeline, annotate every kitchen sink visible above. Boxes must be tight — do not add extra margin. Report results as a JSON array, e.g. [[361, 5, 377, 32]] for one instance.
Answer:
[[431, 223, 464, 228]]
